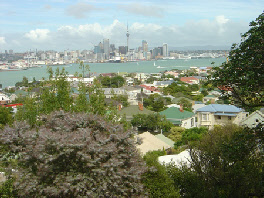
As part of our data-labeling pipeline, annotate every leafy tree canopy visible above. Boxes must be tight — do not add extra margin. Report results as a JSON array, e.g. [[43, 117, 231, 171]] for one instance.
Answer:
[[168, 124, 264, 197], [0, 111, 147, 197], [143, 93, 167, 112], [131, 113, 173, 132], [0, 106, 13, 129], [210, 12, 264, 108]]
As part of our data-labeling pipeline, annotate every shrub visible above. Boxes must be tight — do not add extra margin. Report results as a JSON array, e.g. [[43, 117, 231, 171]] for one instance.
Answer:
[[0, 111, 147, 197]]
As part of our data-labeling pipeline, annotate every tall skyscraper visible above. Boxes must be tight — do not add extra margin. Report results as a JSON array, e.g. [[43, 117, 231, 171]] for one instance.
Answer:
[[110, 44, 115, 52], [126, 23, 130, 53], [103, 39, 110, 60], [142, 40, 148, 52], [163, 43, 168, 57], [98, 42, 104, 52]]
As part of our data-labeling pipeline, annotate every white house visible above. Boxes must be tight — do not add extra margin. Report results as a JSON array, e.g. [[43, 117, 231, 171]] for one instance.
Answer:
[[0, 92, 11, 105], [196, 104, 249, 129], [240, 110, 264, 128], [101, 88, 126, 99]]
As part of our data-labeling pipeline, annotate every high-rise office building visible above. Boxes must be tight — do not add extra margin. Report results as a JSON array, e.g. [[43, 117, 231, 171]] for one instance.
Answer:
[[99, 42, 104, 52], [110, 44, 115, 52], [94, 46, 101, 54], [142, 40, 148, 52], [152, 47, 162, 59], [103, 39, 109, 60], [163, 43, 168, 57], [119, 46, 127, 55]]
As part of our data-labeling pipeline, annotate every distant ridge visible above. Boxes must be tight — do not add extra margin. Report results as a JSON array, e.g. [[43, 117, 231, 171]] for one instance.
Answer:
[[149, 45, 231, 51]]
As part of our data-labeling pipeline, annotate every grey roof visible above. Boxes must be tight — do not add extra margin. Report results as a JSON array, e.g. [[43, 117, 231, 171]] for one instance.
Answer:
[[196, 104, 242, 113], [101, 88, 126, 94]]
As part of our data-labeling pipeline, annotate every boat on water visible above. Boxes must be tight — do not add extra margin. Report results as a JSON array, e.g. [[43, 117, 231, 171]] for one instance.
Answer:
[[48, 61, 67, 66]]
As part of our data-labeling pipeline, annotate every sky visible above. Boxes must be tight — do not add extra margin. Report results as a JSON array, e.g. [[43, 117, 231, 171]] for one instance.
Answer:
[[0, 0, 263, 52]]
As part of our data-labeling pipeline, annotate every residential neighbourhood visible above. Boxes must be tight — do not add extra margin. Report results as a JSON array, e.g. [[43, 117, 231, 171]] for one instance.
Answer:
[[1, 66, 261, 156]]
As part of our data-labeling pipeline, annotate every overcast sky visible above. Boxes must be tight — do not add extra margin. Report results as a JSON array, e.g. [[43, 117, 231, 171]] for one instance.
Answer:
[[0, 0, 263, 52]]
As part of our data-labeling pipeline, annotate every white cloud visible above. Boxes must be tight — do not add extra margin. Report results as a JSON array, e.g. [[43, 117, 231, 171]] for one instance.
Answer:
[[6, 17, 250, 52], [119, 3, 164, 18], [0, 37, 6, 44], [65, 2, 102, 19], [24, 29, 50, 42], [216, 15, 229, 24]]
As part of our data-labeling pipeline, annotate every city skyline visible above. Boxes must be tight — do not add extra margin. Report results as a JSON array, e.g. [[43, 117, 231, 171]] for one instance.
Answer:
[[0, 0, 263, 52]]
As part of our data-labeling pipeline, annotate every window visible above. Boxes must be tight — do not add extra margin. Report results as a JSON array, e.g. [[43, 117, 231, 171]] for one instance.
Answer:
[[191, 118, 194, 127], [228, 116, 232, 120], [217, 115, 221, 119], [202, 114, 208, 121]]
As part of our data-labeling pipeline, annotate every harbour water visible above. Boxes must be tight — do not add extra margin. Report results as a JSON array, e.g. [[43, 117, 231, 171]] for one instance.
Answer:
[[0, 57, 226, 88]]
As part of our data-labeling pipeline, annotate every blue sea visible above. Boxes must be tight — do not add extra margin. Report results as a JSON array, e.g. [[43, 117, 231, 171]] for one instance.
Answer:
[[0, 57, 226, 88]]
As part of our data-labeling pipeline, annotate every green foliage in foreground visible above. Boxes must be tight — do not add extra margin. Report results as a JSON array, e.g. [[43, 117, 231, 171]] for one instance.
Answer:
[[175, 127, 208, 149], [0, 178, 17, 198], [142, 150, 180, 198], [167, 124, 264, 197], [0, 106, 13, 129], [210, 12, 264, 109], [0, 111, 147, 197]]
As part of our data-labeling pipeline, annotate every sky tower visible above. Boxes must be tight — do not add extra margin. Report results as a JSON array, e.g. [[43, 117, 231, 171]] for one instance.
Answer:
[[126, 23, 130, 54]]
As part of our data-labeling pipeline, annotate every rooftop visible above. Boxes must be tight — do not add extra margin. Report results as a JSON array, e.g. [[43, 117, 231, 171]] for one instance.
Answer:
[[159, 107, 194, 123], [196, 104, 242, 113]]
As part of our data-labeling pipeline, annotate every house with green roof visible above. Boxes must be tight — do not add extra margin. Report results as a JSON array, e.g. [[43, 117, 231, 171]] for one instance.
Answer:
[[117, 104, 155, 121], [155, 134, 175, 147], [159, 107, 196, 129]]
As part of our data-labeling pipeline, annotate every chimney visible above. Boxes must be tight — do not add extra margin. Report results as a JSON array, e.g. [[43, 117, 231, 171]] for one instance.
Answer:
[[138, 101, 143, 111], [211, 99, 215, 104], [180, 105, 184, 112], [118, 103, 122, 111]]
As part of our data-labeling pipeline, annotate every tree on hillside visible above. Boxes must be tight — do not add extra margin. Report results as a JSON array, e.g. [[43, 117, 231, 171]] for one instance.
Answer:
[[168, 124, 264, 197], [143, 93, 167, 112], [78, 60, 90, 78], [210, 12, 264, 109], [99, 76, 125, 88], [0, 111, 147, 197], [131, 113, 173, 132], [0, 106, 13, 129], [143, 150, 180, 197]]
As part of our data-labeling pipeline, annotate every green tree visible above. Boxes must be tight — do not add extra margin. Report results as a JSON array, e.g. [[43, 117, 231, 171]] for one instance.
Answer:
[[143, 93, 167, 112], [111, 76, 125, 88], [210, 12, 264, 108], [131, 113, 173, 132], [78, 60, 90, 78], [168, 127, 185, 142], [177, 98, 192, 112], [169, 124, 264, 197], [73, 82, 89, 112], [15, 76, 29, 87], [142, 150, 180, 197], [175, 127, 208, 148], [87, 79, 106, 115], [15, 96, 38, 127], [99, 76, 125, 88], [0, 106, 13, 129]]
